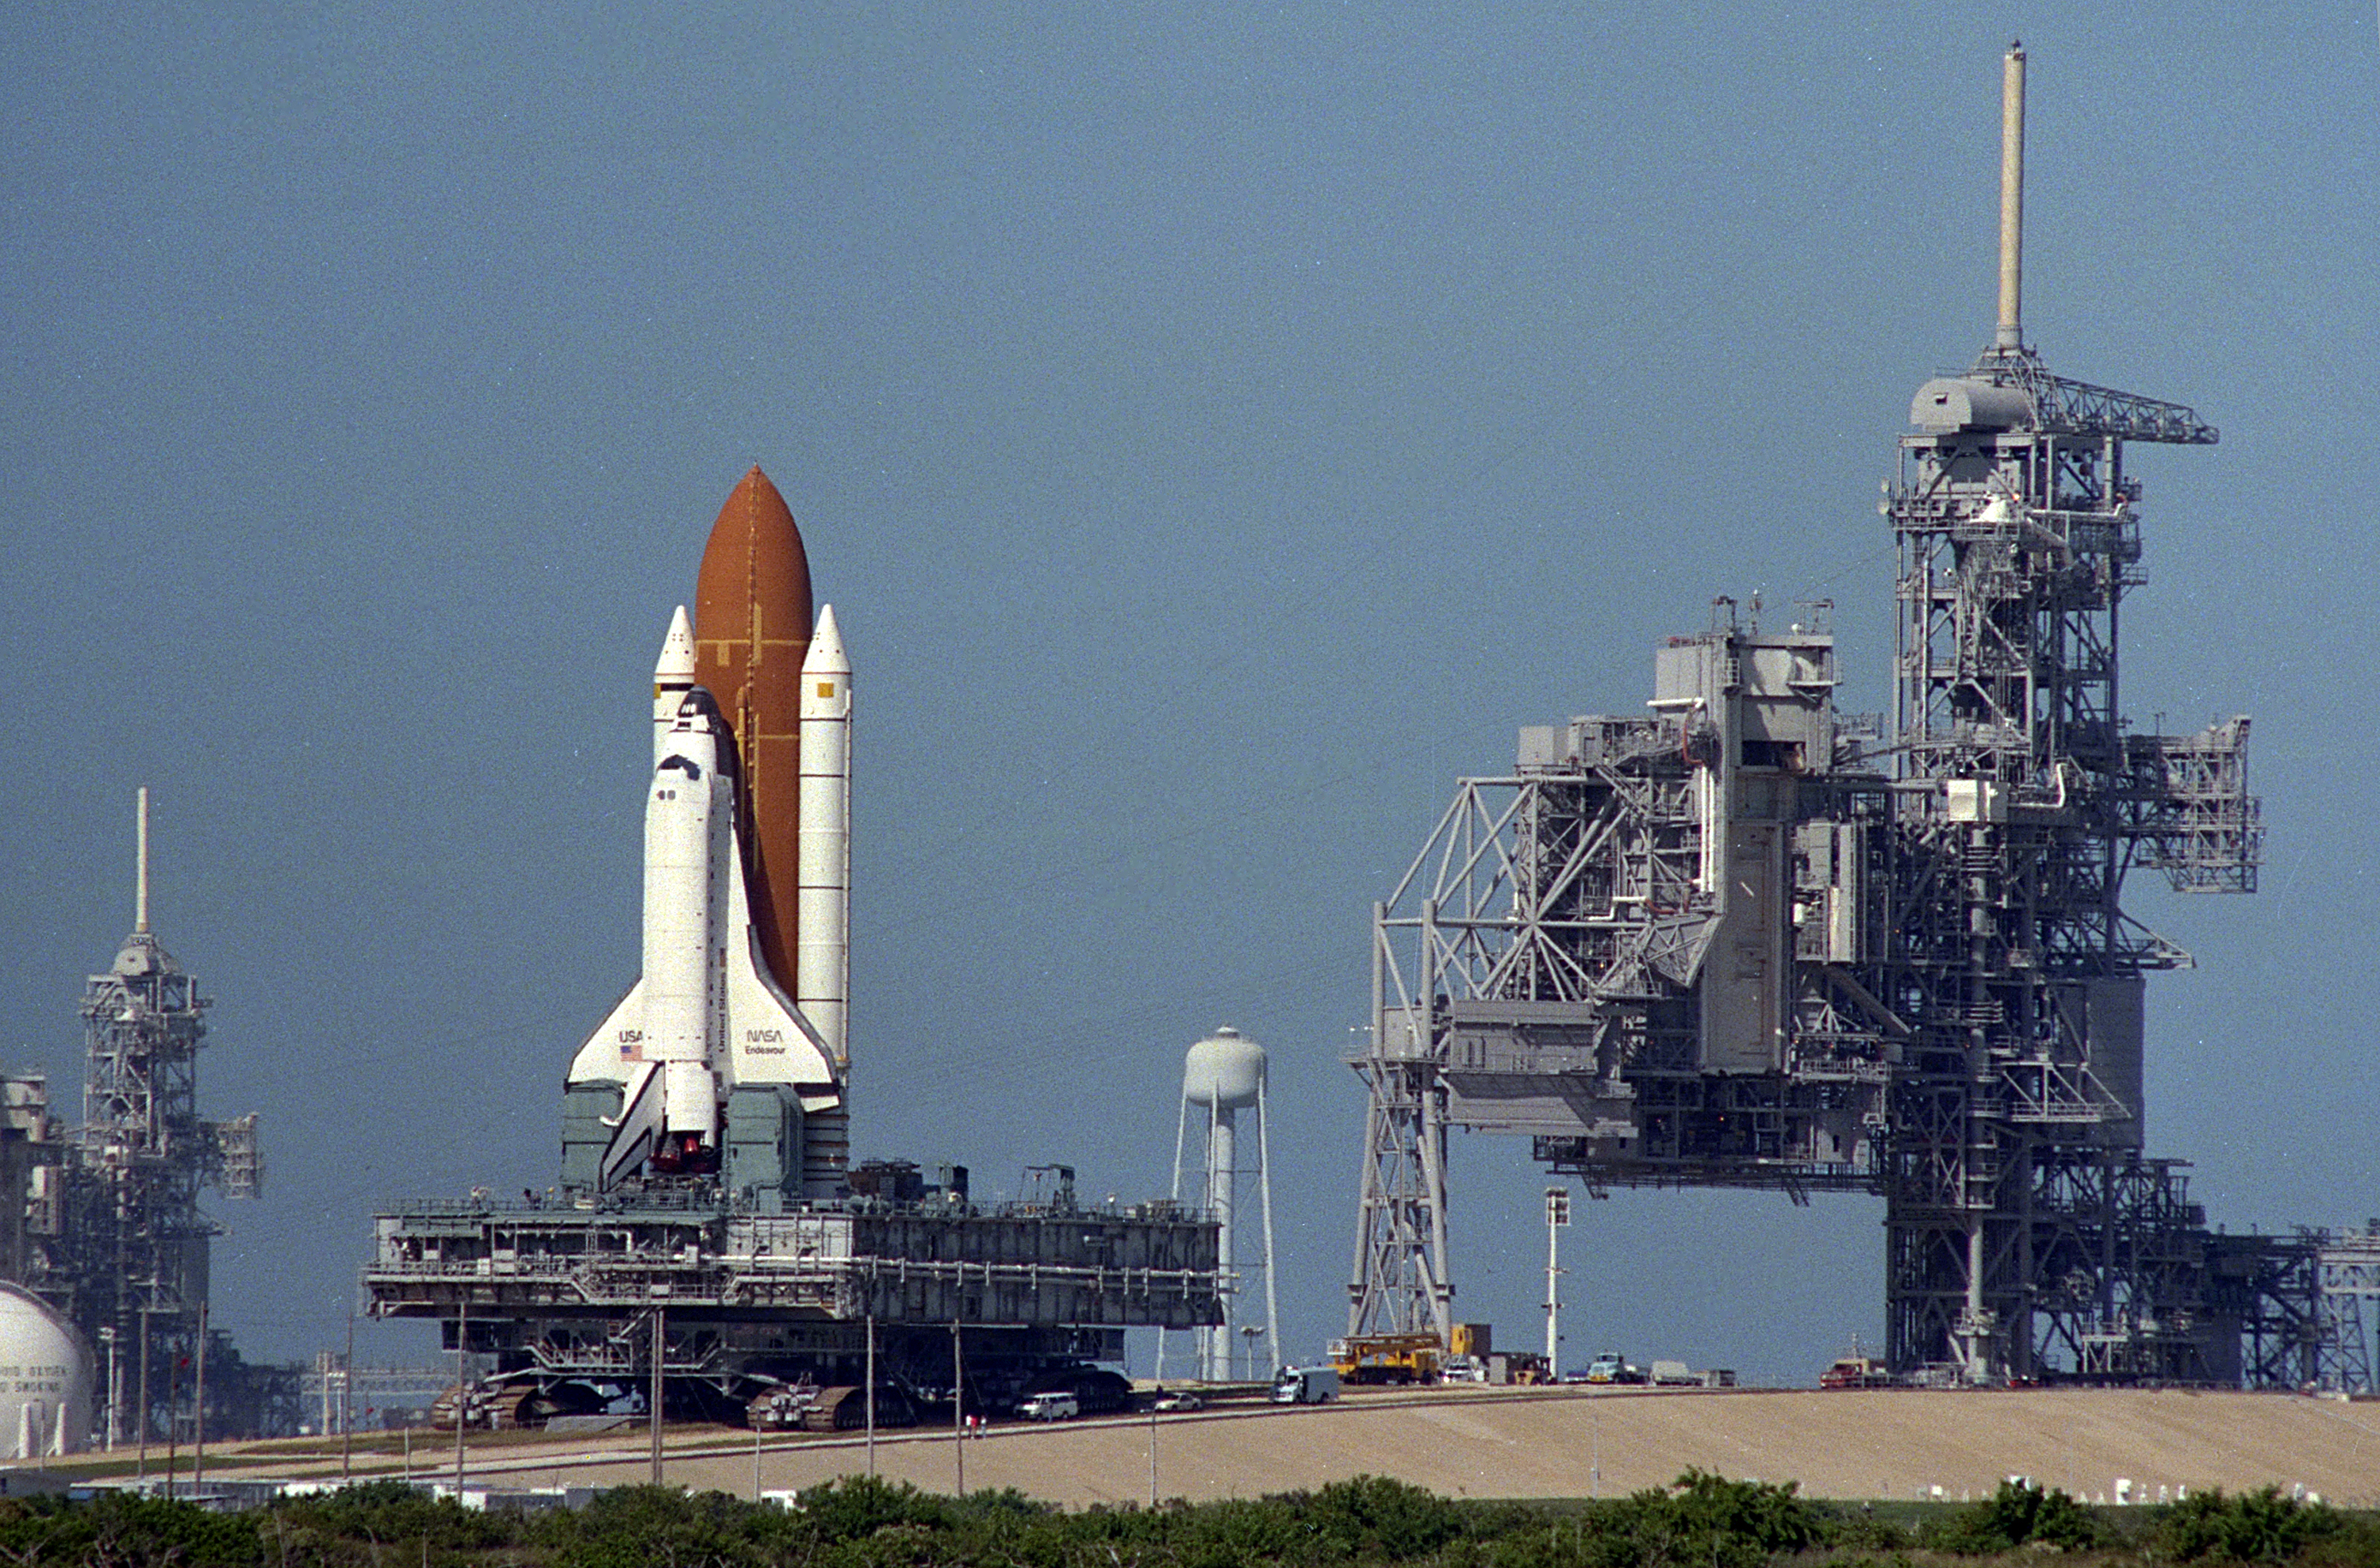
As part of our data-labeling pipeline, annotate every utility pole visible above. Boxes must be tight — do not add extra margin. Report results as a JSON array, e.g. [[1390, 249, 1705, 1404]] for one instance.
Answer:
[[163, 1342, 178, 1501], [648, 1306, 665, 1487], [98, 1328, 117, 1451], [453, 1294, 467, 1498], [341, 1302, 355, 1480], [136, 1306, 149, 1482], [864, 1312, 876, 1478], [1545, 1187, 1570, 1370], [950, 1317, 965, 1498], [193, 1302, 206, 1495]]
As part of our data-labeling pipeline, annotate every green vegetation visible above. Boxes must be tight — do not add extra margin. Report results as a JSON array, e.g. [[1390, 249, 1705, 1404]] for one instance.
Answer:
[[0, 1470, 2366, 1566], [1917, 1478, 2111, 1554]]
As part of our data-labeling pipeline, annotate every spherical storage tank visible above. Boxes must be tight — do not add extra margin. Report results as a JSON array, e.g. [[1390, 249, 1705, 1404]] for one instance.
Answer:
[[0, 1284, 90, 1458], [1182, 1026, 1265, 1110]]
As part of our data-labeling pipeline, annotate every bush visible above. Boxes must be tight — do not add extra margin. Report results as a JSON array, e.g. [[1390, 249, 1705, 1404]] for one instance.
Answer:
[[2306, 1512, 2380, 1568], [534, 1485, 809, 1568], [2155, 1486, 2341, 1565], [275, 1478, 521, 1554], [0, 1491, 266, 1566], [1583, 1470, 1828, 1568], [1920, 1478, 2107, 1555], [1818, 1503, 1913, 1554], [796, 1474, 956, 1543], [1303, 1474, 1470, 1561]]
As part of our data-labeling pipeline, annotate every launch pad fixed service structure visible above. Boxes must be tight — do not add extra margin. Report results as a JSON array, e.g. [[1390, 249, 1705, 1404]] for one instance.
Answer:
[[1349, 48, 2368, 1388], [0, 789, 287, 1443]]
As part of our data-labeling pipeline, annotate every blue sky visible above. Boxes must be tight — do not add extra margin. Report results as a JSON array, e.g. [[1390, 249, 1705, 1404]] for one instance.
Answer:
[[3, 3, 2372, 1386]]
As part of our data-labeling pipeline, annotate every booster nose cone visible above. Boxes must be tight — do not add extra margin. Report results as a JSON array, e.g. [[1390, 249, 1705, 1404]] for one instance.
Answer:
[[654, 605, 699, 765], [801, 604, 849, 683], [656, 604, 696, 684]]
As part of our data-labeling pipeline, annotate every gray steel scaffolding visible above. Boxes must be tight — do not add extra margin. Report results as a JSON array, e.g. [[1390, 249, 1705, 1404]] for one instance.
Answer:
[[1347, 49, 2308, 1385], [10, 791, 268, 1440]]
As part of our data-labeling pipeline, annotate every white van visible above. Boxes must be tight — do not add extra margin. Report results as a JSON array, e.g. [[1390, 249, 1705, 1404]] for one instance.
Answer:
[[1017, 1390, 1079, 1421], [1270, 1366, 1340, 1405]]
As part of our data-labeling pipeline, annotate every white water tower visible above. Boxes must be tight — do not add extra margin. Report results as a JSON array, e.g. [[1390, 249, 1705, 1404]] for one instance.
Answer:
[[1169, 1026, 1280, 1382]]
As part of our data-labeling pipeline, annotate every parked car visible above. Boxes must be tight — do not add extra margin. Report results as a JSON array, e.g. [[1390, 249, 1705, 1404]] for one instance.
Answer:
[[1150, 1389, 1203, 1413]]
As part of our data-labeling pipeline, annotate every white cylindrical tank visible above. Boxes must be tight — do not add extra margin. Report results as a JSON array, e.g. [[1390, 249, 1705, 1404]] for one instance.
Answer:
[[1183, 1026, 1265, 1110], [0, 1285, 92, 1458], [644, 698, 720, 1072], [1182, 1028, 1268, 1381], [797, 604, 852, 1068]]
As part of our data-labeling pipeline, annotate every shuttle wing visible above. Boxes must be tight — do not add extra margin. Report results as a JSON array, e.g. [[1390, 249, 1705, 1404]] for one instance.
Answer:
[[567, 980, 645, 1086], [722, 819, 841, 1110]]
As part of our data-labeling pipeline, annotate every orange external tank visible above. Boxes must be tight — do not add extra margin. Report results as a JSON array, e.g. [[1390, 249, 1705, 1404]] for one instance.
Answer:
[[693, 466, 813, 991]]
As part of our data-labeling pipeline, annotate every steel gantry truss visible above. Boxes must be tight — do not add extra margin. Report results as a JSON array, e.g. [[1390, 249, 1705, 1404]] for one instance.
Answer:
[[1347, 48, 2306, 1385], [1875, 334, 2261, 1382], [2306, 1224, 2380, 1393], [13, 791, 266, 1443]]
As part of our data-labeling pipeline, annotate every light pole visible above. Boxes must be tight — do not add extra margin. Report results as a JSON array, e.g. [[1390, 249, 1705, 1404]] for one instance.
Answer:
[[193, 1302, 206, 1494], [648, 1306, 666, 1488], [951, 1317, 965, 1498], [1545, 1187, 1571, 1371], [341, 1302, 355, 1480], [453, 1293, 467, 1497], [136, 1305, 150, 1482], [98, 1328, 117, 1451]]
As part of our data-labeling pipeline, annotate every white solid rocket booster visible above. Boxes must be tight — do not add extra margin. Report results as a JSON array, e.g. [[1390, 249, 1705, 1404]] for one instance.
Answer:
[[796, 604, 850, 1071], [642, 597, 710, 1149], [642, 696, 725, 1142], [654, 604, 695, 765]]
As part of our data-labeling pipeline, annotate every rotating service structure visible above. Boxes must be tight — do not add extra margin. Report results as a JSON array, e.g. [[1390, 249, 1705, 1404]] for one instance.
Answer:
[[367, 470, 1220, 1424], [1349, 46, 2308, 1386]]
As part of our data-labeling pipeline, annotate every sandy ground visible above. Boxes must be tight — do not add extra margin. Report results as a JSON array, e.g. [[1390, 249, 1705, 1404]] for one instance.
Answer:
[[170, 1386, 2380, 1509]]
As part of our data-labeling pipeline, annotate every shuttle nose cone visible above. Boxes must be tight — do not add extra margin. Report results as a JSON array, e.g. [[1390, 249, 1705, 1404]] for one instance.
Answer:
[[672, 688, 726, 730]]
